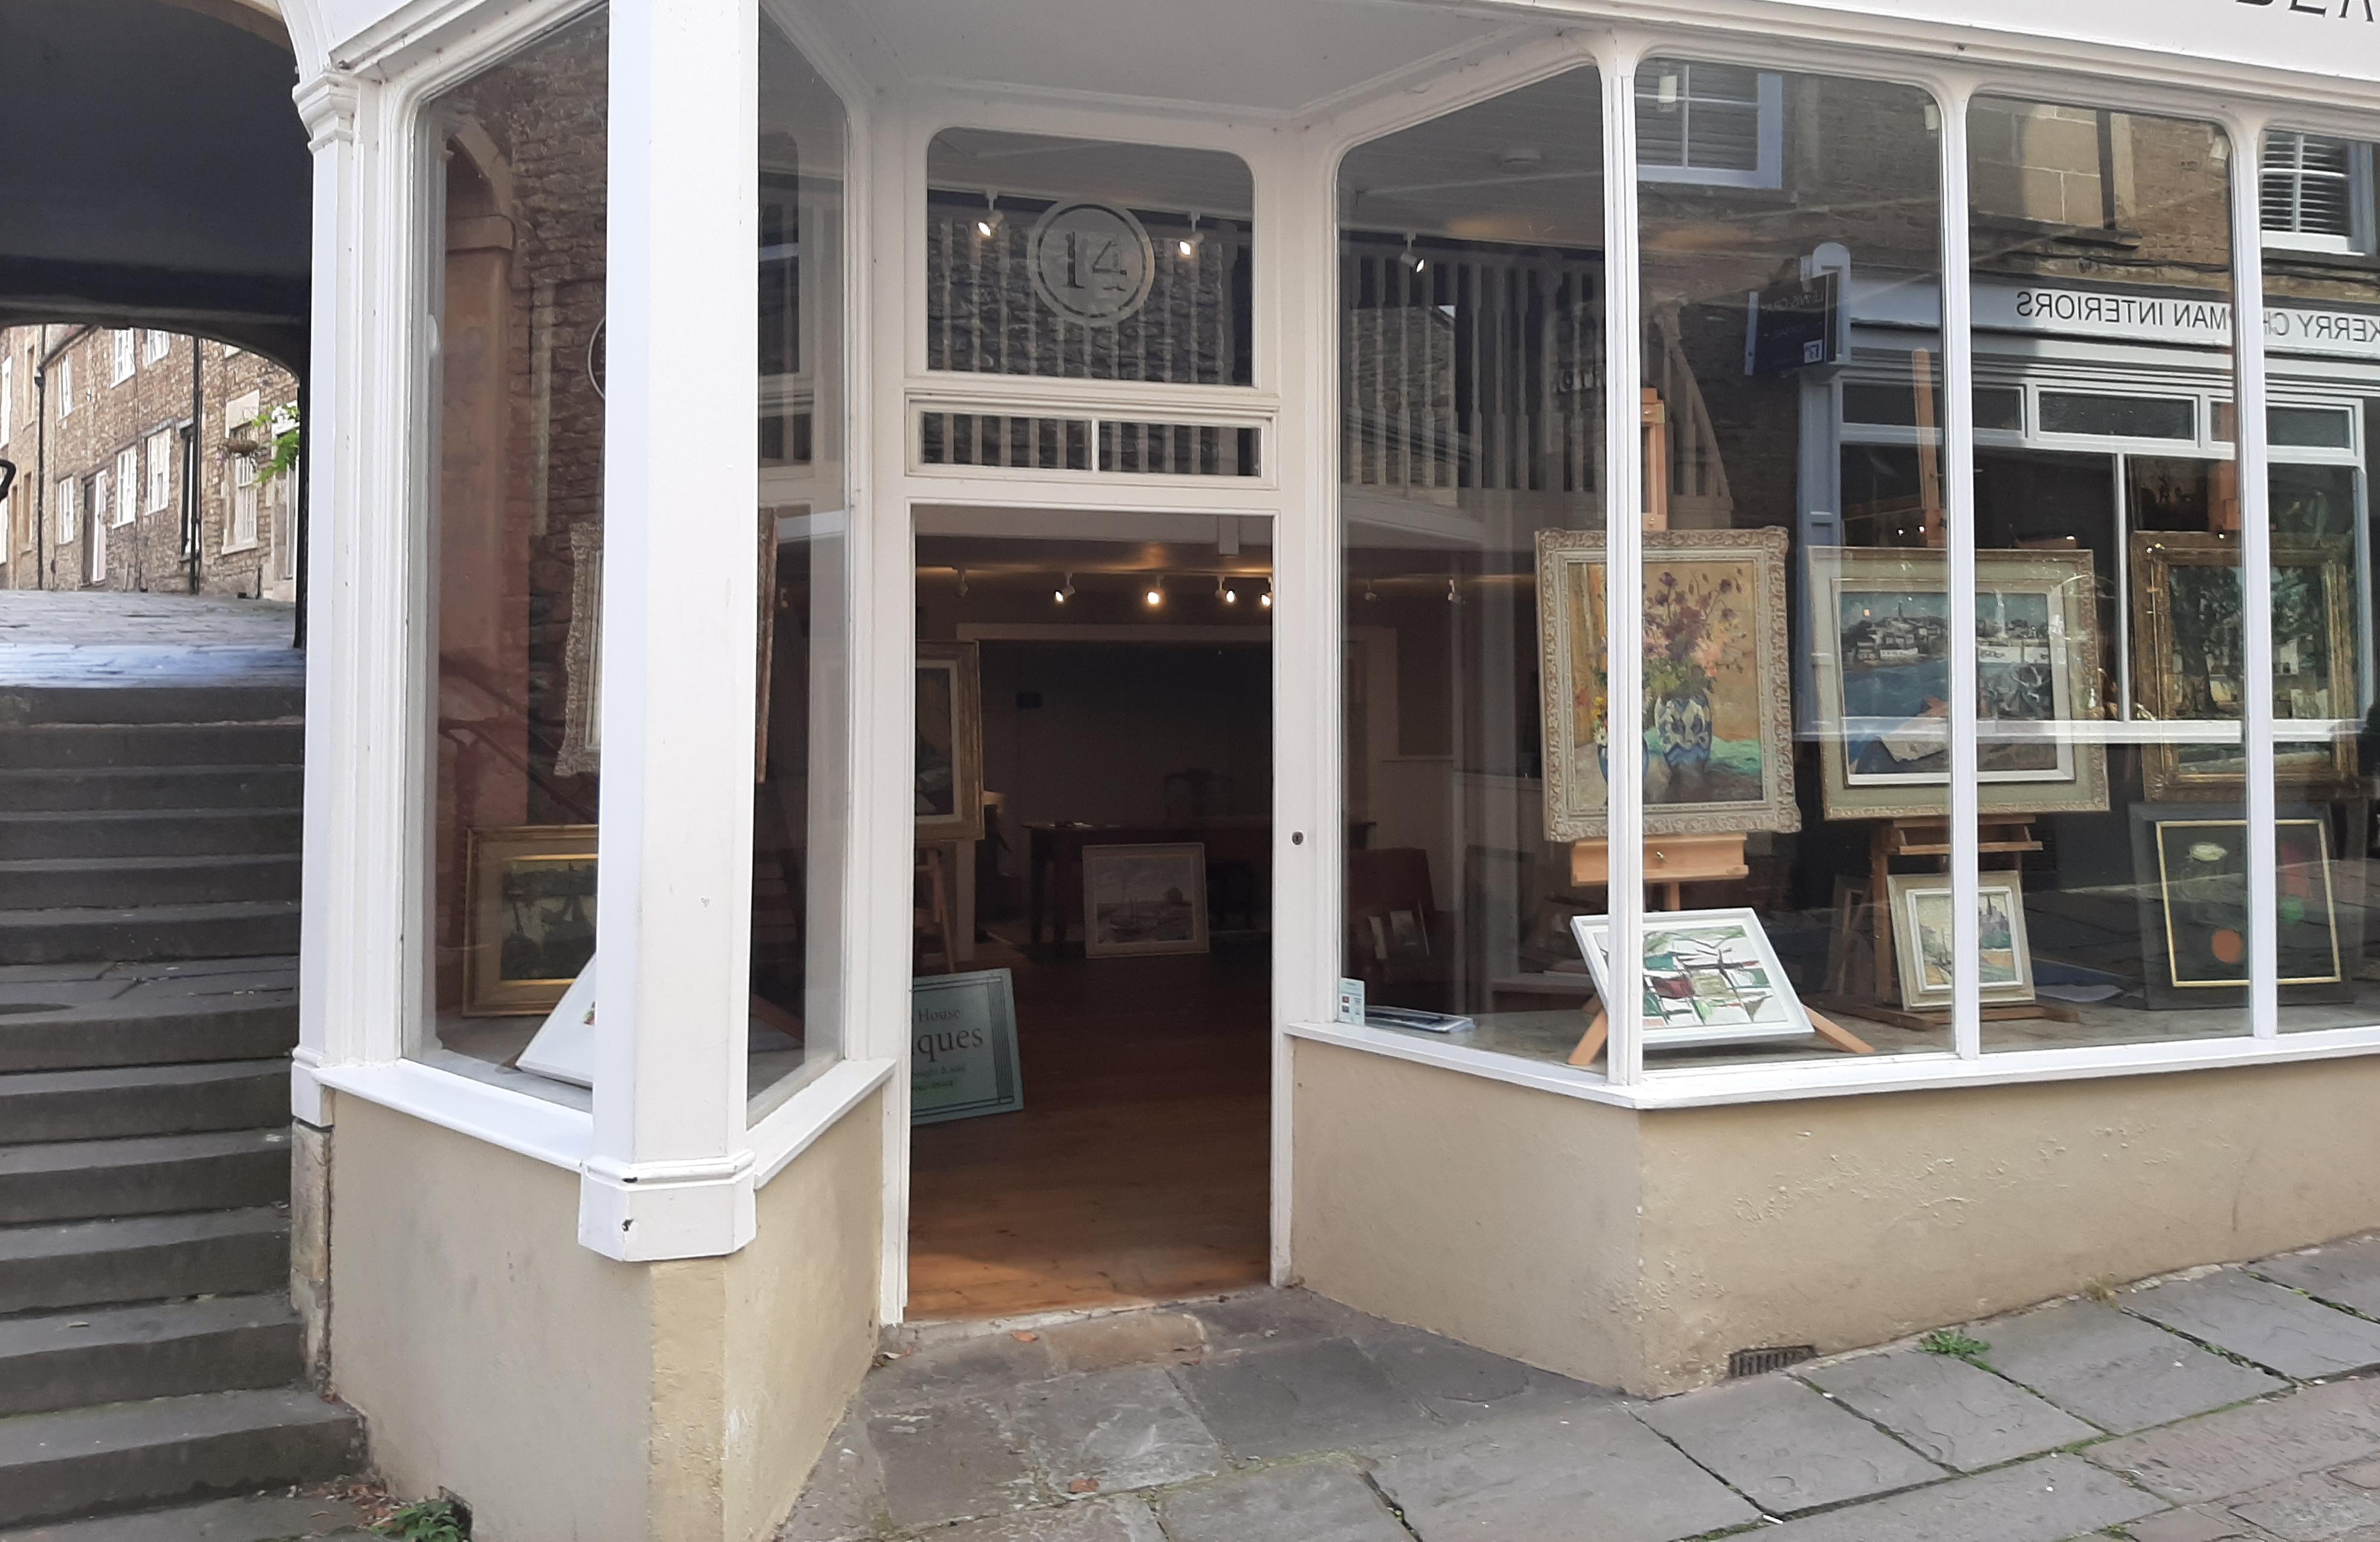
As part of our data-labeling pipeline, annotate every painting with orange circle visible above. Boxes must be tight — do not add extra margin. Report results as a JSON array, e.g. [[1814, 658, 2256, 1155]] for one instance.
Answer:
[[2134, 807, 2351, 1007]]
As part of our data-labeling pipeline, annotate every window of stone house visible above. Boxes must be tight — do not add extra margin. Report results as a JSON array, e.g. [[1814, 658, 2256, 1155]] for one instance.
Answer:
[[144, 330, 170, 364], [417, 7, 610, 1097], [1, 356, 12, 446], [111, 330, 134, 385], [57, 356, 71, 419], [146, 429, 172, 513], [56, 477, 75, 545], [2263, 131, 2372, 255], [115, 448, 137, 526], [1635, 62, 1782, 190], [924, 129, 1256, 388]]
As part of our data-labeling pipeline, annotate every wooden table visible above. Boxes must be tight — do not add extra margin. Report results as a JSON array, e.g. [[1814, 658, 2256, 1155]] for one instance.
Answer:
[[1027, 820, 1271, 947]]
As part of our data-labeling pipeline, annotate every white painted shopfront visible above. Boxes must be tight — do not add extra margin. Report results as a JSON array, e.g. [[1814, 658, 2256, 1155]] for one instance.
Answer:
[[268, 0, 2380, 1535]]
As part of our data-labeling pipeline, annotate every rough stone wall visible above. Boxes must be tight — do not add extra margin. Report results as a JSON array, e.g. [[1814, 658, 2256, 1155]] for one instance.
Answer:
[[0, 323, 299, 599]]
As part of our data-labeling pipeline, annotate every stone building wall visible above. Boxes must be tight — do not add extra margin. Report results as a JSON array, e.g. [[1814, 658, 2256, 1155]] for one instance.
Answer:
[[0, 324, 300, 600]]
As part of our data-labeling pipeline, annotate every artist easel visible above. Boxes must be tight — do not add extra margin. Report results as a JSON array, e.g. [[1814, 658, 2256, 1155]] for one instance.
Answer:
[[1806, 814, 2081, 1031]]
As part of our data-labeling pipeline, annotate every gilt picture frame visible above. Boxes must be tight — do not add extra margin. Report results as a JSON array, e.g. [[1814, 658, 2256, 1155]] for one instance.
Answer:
[[2129, 532, 2359, 802], [1808, 546, 2107, 820], [463, 824, 600, 1017], [1537, 527, 1799, 841], [1884, 871, 2037, 1010], [916, 640, 985, 844]]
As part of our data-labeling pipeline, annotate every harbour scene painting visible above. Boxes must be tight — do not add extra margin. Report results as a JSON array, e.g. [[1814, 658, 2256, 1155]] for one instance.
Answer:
[[1837, 589, 2066, 783]]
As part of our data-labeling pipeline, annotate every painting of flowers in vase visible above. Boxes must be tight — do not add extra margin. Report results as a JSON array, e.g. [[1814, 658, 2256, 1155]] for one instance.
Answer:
[[1536, 526, 1799, 841]]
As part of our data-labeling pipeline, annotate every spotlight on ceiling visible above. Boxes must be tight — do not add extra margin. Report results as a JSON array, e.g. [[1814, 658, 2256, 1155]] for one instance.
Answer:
[[1259, 579, 1273, 609], [1055, 571, 1075, 605], [1145, 580, 1164, 608]]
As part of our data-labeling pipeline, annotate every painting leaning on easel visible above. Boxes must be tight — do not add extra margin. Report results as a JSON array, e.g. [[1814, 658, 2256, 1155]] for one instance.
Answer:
[[1570, 909, 1816, 1050]]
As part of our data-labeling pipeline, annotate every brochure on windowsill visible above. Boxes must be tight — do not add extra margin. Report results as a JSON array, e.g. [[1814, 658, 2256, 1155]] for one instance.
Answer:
[[1363, 1006, 1476, 1035]]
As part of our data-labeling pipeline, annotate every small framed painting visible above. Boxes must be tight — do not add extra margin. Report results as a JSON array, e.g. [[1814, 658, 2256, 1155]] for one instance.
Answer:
[[1569, 908, 1814, 1049], [916, 641, 986, 844], [1082, 842, 1210, 958], [1884, 872, 2036, 1011], [464, 825, 599, 1016], [2130, 805, 2356, 1007], [912, 969, 1024, 1125]]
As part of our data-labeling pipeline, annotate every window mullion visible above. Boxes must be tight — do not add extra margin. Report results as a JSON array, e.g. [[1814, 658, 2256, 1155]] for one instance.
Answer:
[[2232, 111, 2282, 1039], [1603, 47, 1647, 1088], [1940, 84, 1983, 1060]]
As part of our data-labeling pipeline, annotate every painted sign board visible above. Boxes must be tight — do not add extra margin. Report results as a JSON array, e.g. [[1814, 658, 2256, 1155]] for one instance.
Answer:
[[1854, 276, 2380, 363], [912, 969, 1024, 1125]]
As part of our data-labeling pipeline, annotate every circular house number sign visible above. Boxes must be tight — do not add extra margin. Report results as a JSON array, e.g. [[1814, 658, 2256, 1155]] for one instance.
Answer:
[[1028, 201, 1156, 326]]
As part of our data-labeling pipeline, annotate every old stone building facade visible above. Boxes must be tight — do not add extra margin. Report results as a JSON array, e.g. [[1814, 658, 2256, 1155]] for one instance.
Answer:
[[0, 324, 300, 599]]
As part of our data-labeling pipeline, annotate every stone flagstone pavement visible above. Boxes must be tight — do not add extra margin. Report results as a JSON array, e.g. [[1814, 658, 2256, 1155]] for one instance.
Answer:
[[784, 1232, 2380, 1542]]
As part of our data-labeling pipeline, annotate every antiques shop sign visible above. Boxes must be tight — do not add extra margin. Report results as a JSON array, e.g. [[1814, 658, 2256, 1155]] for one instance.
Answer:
[[1980, 282, 2380, 361]]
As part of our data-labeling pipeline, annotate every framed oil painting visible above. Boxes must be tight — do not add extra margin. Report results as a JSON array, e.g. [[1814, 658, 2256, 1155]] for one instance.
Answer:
[[1537, 527, 1799, 842], [1808, 546, 2107, 820], [1569, 908, 1815, 1049], [1884, 872, 2037, 1010], [464, 824, 599, 1016], [2129, 533, 2359, 801], [1083, 842, 1210, 958], [916, 640, 985, 844], [2130, 804, 2356, 1007]]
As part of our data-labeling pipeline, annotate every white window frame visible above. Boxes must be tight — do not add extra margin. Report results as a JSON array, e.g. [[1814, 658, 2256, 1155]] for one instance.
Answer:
[[111, 330, 135, 385], [114, 447, 138, 526], [2262, 129, 2375, 257], [56, 356, 72, 419], [145, 329, 172, 364], [56, 476, 75, 545], [1634, 62, 1786, 191], [1, 355, 12, 448], [146, 429, 173, 513], [226, 454, 259, 553]]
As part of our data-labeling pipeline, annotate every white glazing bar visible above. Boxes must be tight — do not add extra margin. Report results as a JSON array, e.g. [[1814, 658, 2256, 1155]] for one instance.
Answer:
[[1939, 84, 1982, 1060], [583, 0, 762, 1257], [2229, 111, 2281, 1038], [1603, 46, 1647, 1087]]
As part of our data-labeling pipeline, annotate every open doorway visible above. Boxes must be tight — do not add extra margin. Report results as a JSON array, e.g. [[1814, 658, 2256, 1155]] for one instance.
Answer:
[[907, 512, 1273, 1319]]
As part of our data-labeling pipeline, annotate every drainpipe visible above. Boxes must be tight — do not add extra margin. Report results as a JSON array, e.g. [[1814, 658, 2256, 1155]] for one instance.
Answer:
[[36, 324, 96, 592], [184, 338, 204, 593]]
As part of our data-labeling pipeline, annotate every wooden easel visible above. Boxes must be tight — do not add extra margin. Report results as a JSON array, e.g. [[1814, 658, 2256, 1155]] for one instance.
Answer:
[[1564, 832, 1876, 1066], [1808, 814, 2081, 1031]]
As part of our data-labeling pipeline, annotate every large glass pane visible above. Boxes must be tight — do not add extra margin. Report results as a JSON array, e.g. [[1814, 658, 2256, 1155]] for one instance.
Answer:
[[1969, 99, 2249, 1048], [421, 10, 608, 1098], [925, 130, 1255, 386], [1333, 68, 1609, 1067], [1632, 62, 1947, 1070], [2263, 128, 2380, 1034], [748, 14, 850, 1112]]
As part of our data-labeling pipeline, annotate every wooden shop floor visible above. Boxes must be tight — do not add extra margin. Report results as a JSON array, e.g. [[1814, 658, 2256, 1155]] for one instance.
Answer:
[[906, 935, 1271, 1320]]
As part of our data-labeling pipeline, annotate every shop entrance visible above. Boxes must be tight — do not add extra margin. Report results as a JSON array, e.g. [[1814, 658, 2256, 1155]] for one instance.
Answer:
[[906, 514, 1274, 1319]]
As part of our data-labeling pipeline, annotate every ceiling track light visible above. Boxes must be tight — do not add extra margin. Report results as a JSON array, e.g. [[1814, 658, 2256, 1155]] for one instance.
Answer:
[[1145, 580, 1165, 608], [1447, 576, 1462, 606], [1363, 579, 1378, 602], [1179, 213, 1202, 260], [1055, 571, 1075, 604], [1259, 578, 1273, 609], [955, 567, 969, 599], [1216, 574, 1233, 603], [1403, 232, 1425, 274], [976, 191, 1002, 240]]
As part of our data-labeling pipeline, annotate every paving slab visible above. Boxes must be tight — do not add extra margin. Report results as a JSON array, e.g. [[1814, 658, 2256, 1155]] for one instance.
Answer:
[[1157, 1460, 1410, 1542], [1754, 1452, 2163, 1541], [2087, 1376, 2380, 1505], [1182, 1290, 1376, 1356], [2256, 1238, 2380, 1322], [1803, 1347, 2099, 1471], [1172, 1338, 1432, 1461], [1353, 1320, 1612, 1425], [1368, 1402, 1759, 1541], [2125, 1271, 2380, 1381], [2125, 1508, 2274, 1542], [865, 1401, 1042, 1532], [1977, 1300, 2286, 1434], [925, 1494, 1166, 1542], [2224, 1473, 2380, 1542], [1038, 1311, 1208, 1374], [781, 1414, 887, 1542], [1631, 1371, 1945, 1515], [1004, 1364, 1224, 1495], [861, 1334, 1058, 1414]]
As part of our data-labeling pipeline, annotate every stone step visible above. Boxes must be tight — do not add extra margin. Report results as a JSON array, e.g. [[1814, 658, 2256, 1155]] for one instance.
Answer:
[[0, 1000, 295, 1075], [0, 723, 304, 774], [0, 768, 304, 814], [0, 1488, 368, 1541], [0, 1389, 358, 1529], [0, 1297, 303, 1419], [0, 903, 302, 968], [0, 1131, 289, 1227], [0, 1210, 289, 1317], [0, 857, 300, 912], [0, 811, 302, 863], [0, 1063, 287, 1145], [0, 686, 304, 729]]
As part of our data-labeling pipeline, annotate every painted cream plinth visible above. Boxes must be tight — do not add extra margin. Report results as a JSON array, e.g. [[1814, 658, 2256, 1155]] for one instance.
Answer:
[[327, 1091, 881, 1541], [1292, 1040, 2380, 1395]]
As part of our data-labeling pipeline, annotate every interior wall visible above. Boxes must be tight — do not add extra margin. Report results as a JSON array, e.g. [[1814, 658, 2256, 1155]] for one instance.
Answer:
[[1289, 1041, 1649, 1390], [977, 640, 1271, 828]]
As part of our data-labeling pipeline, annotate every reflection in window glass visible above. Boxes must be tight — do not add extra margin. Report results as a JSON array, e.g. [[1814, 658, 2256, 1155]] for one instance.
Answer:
[[423, 10, 609, 1098], [1971, 100, 2254, 1048], [925, 130, 1254, 386], [1636, 63, 1947, 1070], [748, 15, 851, 1111], [1335, 68, 1607, 1064]]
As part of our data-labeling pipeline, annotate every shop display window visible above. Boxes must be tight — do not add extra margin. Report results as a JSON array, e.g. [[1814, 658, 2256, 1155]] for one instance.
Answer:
[[420, 9, 611, 1097], [923, 129, 1255, 387]]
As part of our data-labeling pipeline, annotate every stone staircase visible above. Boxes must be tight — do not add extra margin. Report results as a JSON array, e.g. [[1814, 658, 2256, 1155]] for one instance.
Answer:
[[0, 681, 362, 1536]]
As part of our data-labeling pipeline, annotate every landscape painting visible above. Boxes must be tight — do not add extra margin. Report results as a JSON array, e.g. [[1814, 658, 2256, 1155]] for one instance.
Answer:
[[1887, 873, 2035, 1010], [1083, 842, 1209, 958], [1537, 527, 1799, 840]]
